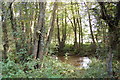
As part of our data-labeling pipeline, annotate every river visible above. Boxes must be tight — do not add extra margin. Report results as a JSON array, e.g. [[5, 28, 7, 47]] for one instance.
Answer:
[[55, 55, 92, 69]]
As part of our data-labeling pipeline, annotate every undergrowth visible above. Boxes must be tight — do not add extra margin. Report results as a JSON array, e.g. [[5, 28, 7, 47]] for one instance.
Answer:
[[1, 54, 120, 78]]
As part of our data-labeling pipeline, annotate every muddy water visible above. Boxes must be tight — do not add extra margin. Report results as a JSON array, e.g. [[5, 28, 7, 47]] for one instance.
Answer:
[[57, 56, 92, 68]]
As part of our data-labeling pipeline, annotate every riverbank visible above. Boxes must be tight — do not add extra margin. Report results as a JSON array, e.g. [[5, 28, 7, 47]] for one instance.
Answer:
[[4, 55, 120, 78]]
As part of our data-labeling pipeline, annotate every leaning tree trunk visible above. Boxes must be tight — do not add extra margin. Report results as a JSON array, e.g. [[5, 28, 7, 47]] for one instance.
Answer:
[[45, 2, 58, 54], [85, 3, 96, 45], [85, 3, 96, 54]]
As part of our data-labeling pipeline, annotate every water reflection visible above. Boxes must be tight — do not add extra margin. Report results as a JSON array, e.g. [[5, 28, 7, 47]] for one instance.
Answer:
[[57, 56, 92, 69]]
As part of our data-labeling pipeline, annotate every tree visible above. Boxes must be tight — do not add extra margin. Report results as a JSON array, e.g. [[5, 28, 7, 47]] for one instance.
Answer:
[[45, 2, 58, 53], [1, 2, 9, 59], [71, 2, 78, 49], [57, 7, 67, 53], [98, 2, 120, 77], [33, 2, 46, 68], [9, 2, 19, 52], [85, 3, 96, 53], [76, 3, 83, 50], [86, 4, 96, 45]]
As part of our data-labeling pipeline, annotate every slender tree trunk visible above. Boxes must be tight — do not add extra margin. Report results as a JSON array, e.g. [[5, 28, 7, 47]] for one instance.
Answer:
[[9, 2, 19, 52], [77, 18, 80, 49], [45, 2, 58, 53], [56, 13, 61, 52], [1, 2, 9, 59], [71, 2, 78, 49], [85, 3, 96, 54], [102, 23, 107, 48], [76, 3, 82, 49], [19, 7, 26, 49], [63, 8, 67, 45], [57, 8, 67, 53], [29, 4, 36, 55], [80, 21, 83, 46], [57, 14, 60, 44], [86, 4, 96, 45]]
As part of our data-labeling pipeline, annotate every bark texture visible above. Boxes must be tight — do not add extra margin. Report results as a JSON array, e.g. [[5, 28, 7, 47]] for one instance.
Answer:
[[1, 2, 9, 59], [9, 2, 19, 52], [45, 2, 58, 53], [33, 2, 46, 68]]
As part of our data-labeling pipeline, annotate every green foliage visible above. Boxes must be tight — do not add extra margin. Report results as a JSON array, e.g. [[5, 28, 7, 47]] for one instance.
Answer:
[[1, 2, 120, 79], [48, 43, 58, 55], [95, 46, 108, 59], [41, 56, 76, 78], [2, 60, 26, 78], [2, 55, 120, 78], [113, 60, 120, 77], [79, 58, 108, 78], [7, 48, 29, 63], [63, 44, 74, 52]]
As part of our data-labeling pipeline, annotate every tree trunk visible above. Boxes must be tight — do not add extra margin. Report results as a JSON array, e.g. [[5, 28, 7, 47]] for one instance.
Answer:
[[1, 2, 9, 59], [56, 13, 62, 52], [76, 3, 82, 49], [86, 3, 96, 45], [45, 2, 58, 53], [19, 7, 26, 49], [98, 2, 120, 77], [71, 2, 78, 49], [107, 25, 118, 78], [33, 2, 46, 68], [56, 7, 67, 53], [85, 3, 96, 53], [9, 2, 19, 52], [80, 20, 83, 46], [57, 14, 60, 45], [76, 18, 81, 49]]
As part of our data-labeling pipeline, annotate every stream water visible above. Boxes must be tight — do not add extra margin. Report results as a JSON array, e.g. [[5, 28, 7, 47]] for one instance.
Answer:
[[56, 55, 92, 69]]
